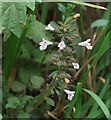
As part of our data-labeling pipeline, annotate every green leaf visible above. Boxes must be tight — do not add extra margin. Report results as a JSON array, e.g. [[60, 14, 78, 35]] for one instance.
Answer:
[[46, 97, 55, 106], [11, 81, 26, 93], [33, 49, 46, 63], [24, 2, 35, 11], [91, 19, 108, 28], [87, 76, 110, 118], [21, 95, 33, 105], [2, 3, 26, 38], [49, 21, 59, 29], [84, 89, 110, 119], [43, 0, 107, 10], [89, 30, 111, 72], [43, 54, 52, 64], [57, 3, 66, 14], [17, 111, 30, 119], [31, 76, 44, 89], [4, 23, 29, 81], [6, 97, 20, 109], [27, 15, 53, 43]]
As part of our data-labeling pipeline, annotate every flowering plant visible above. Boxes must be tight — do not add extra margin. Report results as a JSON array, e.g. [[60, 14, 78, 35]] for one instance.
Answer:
[[2, 1, 110, 119]]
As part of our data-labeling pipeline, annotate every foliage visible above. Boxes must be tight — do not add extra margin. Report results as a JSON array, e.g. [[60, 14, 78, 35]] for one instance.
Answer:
[[2, 1, 111, 119]]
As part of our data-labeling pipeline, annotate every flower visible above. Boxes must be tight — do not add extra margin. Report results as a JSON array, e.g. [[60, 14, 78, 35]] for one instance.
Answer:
[[45, 24, 55, 31], [72, 62, 79, 69], [58, 41, 66, 50], [64, 89, 75, 101], [78, 39, 93, 50], [39, 38, 53, 51]]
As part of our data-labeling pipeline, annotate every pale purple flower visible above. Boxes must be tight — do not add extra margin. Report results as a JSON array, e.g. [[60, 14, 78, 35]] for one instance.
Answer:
[[64, 89, 75, 101], [45, 24, 55, 31], [78, 39, 93, 50], [72, 62, 79, 69], [58, 41, 66, 50], [39, 38, 53, 51]]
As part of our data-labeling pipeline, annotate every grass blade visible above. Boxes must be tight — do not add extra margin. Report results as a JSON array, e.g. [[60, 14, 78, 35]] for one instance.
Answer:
[[42, 0, 107, 10], [83, 89, 110, 119]]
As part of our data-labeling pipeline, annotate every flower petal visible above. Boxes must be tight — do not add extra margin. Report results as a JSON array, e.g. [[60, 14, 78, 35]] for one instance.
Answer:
[[39, 44, 47, 51], [58, 41, 66, 50], [72, 62, 79, 69], [86, 45, 93, 50], [45, 24, 55, 31], [39, 38, 53, 51], [68, 93, 74, 101], [78, 39, 92, 50], [64, 89, 75, 101]]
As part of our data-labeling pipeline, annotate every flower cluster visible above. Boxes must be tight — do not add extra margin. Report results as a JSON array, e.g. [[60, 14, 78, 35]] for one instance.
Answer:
[[38, 23, 93, 101], [39, 38, 66, 51]]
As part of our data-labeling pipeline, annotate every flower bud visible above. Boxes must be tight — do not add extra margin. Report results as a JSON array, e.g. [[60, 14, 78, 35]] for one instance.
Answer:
[[73, 13, 80, 19]]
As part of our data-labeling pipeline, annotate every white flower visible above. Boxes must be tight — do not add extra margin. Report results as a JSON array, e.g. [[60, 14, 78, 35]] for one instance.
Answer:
[[38, 0, 42, 3], [64, 89, 75, 101], [39, 38, 53, 51], [78, 39, 93, 50], [72, 62, 79, 69], [45, 24, 55, 31], [58, 41, 66, 50]]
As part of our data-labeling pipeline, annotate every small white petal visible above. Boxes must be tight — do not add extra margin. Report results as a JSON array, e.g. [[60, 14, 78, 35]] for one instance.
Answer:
[[45, 24, 55, 31], [42, 38, 53, 45], [86, 39, 91, 42], [86, 45, 93, 50], [68, 93, 74, 101], [64, 89, 75, 101], [64, 89, 75, 94], [58, 41, 66, 50], [39, 45, 47, 51], [72, 62, 79, 69], [39, 38, 53, 51], [78, 39, 92, 50]]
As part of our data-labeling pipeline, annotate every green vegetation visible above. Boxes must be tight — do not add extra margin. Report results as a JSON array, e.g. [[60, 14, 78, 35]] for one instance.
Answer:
[[1, 1, 111, 119]]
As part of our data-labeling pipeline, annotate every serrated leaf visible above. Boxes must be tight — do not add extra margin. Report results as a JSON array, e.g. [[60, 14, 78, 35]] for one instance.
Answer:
[[24, 2, 35, 11], [2, 2, 26, 39], [46, 97, 55, 106], [26, 15, 53, 43], [31, 76, 44, 89], [6, 97, 20, 109], [11, 81, 26, 93]]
